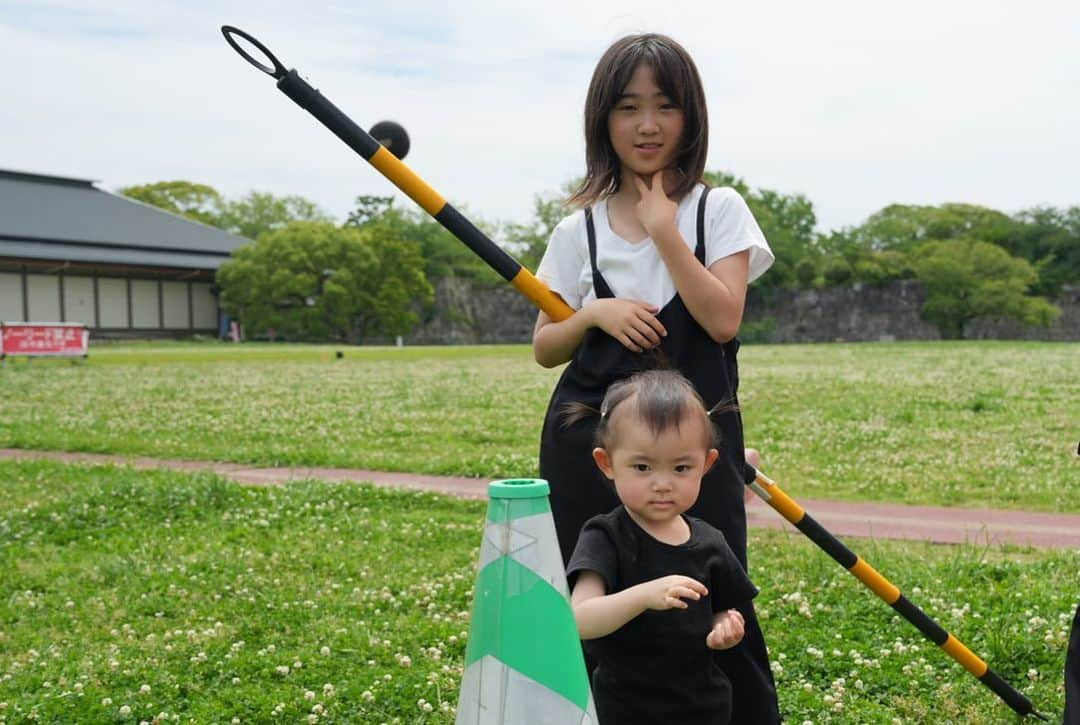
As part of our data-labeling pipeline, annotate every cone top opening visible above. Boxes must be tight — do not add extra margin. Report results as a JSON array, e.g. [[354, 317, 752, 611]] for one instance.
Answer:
[[488, 478, 550, 499]]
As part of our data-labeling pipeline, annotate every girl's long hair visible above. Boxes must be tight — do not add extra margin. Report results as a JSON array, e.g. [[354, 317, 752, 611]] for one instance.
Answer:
[[568, 33, 709, 210]]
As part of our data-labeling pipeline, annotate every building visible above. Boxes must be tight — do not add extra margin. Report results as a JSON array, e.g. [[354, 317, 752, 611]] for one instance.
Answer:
[[0, 169, 250, 337]]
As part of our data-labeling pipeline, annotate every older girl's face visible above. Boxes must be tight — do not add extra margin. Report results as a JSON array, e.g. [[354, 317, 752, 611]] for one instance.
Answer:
[[607, 63, 685, 184]]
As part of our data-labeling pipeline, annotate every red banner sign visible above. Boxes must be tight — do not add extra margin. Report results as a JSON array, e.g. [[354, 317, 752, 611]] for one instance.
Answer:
[[0, 323, 89, 358]]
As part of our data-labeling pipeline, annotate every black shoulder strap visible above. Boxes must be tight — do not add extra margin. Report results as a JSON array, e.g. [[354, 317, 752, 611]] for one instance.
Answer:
[[585, 207, 599, 273], [695, 185, 712, 265], [583, 206, 614, 297]]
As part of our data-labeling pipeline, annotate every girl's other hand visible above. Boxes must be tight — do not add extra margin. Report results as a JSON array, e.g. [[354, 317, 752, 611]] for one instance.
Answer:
[[706, 609, 746, 650], [643, 575, 708, 611], [585, 298, 667, 352], [632, 170, 678, 238]]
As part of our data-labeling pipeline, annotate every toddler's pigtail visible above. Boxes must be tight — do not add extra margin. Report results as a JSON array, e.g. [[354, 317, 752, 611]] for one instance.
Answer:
[[561, 401, 602, 429], [707, 397, 739, 422]]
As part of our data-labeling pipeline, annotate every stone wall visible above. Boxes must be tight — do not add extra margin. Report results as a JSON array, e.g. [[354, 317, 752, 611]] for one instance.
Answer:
[[406, 277, 537, 345], [743, 281, 940, 343], [406, 278, 1080, 344]]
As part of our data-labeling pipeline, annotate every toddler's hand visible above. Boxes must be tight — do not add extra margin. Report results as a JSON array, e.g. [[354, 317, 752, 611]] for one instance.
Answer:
[[642, 575, 708, 611], [706, 609, 745, 650], [586, 298, 667, 352]]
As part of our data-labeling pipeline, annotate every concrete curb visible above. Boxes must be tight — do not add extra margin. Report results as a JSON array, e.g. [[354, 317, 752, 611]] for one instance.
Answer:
[[3, 448, 1078, 550]]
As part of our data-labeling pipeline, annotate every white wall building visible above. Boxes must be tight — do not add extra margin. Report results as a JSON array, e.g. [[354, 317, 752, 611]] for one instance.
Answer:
[[0, 169, 250, 337]]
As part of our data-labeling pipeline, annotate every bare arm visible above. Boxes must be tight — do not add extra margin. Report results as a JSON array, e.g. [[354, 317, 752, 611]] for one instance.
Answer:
[[632, 173, 749, 343], [571, 570, 708, 640], [652, 229, 749, 343], [532, 299, 668, 368], [532, 306, 595, 368]]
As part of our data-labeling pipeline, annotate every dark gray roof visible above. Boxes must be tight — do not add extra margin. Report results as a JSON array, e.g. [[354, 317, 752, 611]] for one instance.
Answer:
[[0, 169, 251, 270]]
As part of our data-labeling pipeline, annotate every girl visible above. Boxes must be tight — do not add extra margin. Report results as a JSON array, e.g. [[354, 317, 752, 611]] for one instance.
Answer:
[[533, 33, 779, 723], [566, 370, 756, 724]]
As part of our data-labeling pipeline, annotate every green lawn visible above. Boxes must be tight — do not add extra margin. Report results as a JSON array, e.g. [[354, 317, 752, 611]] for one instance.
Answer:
[[1, 459, 1076, 723], [1, 340, 1076, 511]]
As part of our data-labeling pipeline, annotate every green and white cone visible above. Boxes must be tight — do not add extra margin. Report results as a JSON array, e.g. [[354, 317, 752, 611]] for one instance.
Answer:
[[456, 479, 597, 725]]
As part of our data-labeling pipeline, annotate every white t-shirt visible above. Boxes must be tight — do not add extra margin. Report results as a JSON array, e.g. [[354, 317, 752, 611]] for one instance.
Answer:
[[535, 184, 774, 311]]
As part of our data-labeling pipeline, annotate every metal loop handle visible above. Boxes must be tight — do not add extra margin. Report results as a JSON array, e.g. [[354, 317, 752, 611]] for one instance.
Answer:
[[221, 25, 287, 79]]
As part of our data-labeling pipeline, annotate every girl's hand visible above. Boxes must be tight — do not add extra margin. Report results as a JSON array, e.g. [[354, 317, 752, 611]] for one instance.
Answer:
[[706, 609, 746, 650], [642, 575, 708, 611], [585, 298, 667, 352], [633, 170, 678, 239]]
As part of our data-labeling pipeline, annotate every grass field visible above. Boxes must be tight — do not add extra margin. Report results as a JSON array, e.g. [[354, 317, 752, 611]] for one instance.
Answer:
[[0, 340, 1076, 511], [1, 459, 1077, 723], [1, 341, 1077, 722]]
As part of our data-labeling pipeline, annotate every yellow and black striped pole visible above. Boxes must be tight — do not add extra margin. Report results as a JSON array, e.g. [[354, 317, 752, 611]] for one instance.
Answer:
[[222, 26, 1044, 718], [221, 25, 572, 323], [744, 464, 1047, 720]]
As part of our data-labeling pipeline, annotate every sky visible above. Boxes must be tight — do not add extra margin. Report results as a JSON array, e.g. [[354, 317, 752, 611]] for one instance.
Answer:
[[3, 0, 1079, 240]]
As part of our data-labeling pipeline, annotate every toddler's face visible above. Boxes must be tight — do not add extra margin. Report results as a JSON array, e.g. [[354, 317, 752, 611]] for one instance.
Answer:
[[598, 410, 716, 527]]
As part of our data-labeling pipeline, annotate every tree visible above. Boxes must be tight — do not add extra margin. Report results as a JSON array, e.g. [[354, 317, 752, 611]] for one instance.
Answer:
[[218, 191, 333, 241], [911, 239, 1059, 338], [502, 184, 575, 272], [354, 234, 434, 338], [118, 181, 224, 227], [852, 203, 1019, 253], [344, 196, 498, 284], [704, 171, 820, 287], [346, 195, 395, 227], [216, 221, 432, 341], [1005, 206, 1080, 297], [119, 181, 333, 242]]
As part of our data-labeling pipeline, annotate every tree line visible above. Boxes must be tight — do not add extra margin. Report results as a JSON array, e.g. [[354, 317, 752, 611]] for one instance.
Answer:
[[120, 177, 1076, 341]]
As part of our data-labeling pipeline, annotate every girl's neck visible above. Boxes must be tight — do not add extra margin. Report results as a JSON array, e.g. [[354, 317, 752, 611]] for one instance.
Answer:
[[610, 167, 684, 204], [606, 168, 687, 243]]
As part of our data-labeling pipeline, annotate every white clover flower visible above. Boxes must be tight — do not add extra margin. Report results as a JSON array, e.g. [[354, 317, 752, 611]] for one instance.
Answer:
[[102, 698, 113, 706], [304, 691, 316, 701], [119, 704, 132, 716], [139, 684, 151, 694], [320, 646, 331, 656], [361, 690, 375, 702]]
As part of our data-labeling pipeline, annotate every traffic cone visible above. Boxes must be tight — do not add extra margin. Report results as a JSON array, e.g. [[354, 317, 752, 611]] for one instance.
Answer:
[[456, 479, 597, 724]]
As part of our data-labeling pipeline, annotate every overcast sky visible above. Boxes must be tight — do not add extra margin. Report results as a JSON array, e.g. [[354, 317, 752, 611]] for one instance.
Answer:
[[3, 0, 1078, 240]]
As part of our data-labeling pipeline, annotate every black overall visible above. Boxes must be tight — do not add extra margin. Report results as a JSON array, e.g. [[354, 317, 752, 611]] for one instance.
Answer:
[[539, 187, 780, 724], [1065, 602, 1080, 725]]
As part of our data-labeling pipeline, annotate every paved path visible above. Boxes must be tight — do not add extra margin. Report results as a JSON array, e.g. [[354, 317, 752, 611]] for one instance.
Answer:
[[3, 448, 1079, 550]]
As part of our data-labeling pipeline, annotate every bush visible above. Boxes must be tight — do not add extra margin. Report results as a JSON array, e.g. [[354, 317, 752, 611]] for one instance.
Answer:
[[739, 317, 776, 344], [794, 259, 817, 287], [823, 259, 853, 286]]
